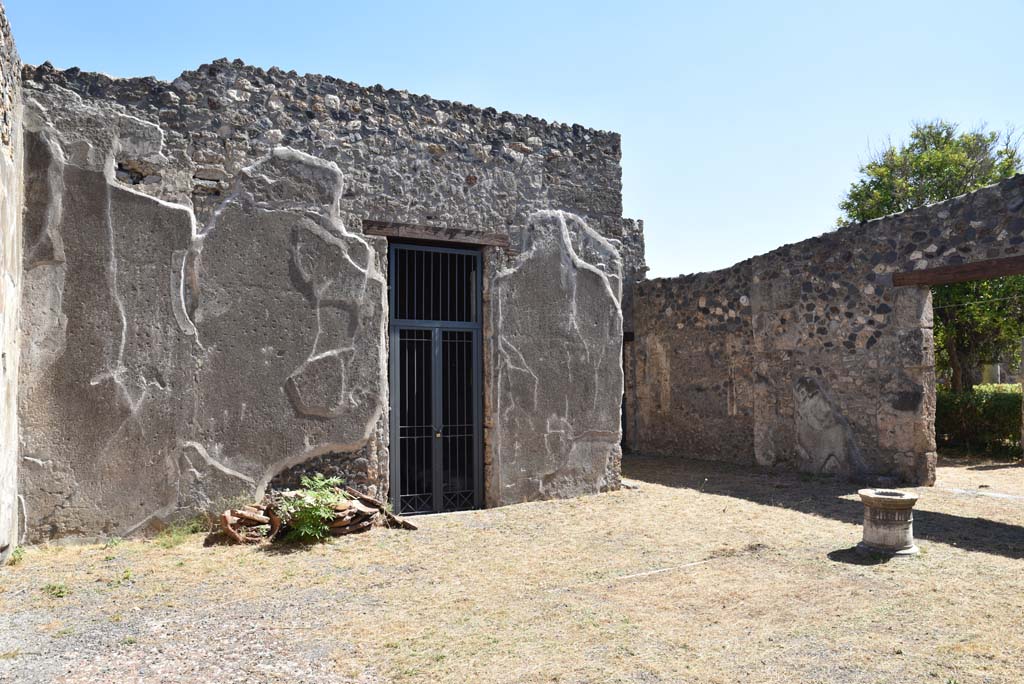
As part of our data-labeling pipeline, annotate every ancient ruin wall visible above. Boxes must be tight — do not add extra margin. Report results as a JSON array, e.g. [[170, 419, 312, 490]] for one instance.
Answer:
[[619, 217, 647, 450], [488, 212, 624, 504], [17, 61, 632, 540], [0, 1, 21, 562], [634, 175, 1024, 484], [632, 263, 754, 462]]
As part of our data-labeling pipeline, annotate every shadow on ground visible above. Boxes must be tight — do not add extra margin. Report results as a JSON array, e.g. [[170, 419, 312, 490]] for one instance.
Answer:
[[623, 453, 1024, 560], [826, 546, 894, 566], [967, 462, 1024, 471]]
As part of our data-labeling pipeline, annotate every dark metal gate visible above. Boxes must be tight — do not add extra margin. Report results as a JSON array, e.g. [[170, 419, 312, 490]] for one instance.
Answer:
[[388, 243, 483, 514]]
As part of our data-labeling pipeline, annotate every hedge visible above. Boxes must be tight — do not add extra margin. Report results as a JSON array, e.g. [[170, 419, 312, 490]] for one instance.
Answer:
[[935, 383, 1022, 453]]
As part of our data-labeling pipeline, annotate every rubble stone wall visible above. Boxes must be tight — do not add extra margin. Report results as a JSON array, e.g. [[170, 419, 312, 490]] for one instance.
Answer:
[[0, 1, 22, 561], [18, 60, 633, 540], [634, 175, 1024, 484]]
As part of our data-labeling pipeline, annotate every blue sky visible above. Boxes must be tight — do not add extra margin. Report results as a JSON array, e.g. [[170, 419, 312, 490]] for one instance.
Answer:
[[6, 1, 1023, 278]]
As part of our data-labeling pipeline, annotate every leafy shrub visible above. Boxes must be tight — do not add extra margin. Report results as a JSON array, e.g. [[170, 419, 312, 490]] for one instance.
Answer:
[[274, 474, 349, 543], [936, 383, 1022, 454]]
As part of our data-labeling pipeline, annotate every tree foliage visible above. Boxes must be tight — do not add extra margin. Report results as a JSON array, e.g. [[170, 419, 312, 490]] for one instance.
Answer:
[[838, 120, 1024, 391], [838, 120, 1021, 224], [933, 277, 1024, 390]]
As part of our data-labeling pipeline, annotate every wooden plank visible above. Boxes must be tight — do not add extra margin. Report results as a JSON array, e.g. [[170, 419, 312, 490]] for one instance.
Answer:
[[363, 219, 510, 249], [893, 254, 1024, 287]]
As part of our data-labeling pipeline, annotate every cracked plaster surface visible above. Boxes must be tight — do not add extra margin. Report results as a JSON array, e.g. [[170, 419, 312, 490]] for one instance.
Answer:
[[17, 86, 388, 541], [489, 211, 623, 504]]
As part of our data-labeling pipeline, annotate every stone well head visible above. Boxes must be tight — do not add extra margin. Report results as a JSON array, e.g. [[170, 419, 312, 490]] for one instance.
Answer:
[[857, 488, 920, 557]]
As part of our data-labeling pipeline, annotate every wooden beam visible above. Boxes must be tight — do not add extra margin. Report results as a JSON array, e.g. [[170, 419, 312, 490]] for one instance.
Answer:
[[893, 254, 1024, 287], [362, 219, 511, 250]]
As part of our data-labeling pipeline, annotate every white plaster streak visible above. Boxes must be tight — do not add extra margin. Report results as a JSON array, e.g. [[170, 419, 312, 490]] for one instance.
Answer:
[[253, 412, 381, 499], [17, 495, 27, 544], [181, 441, 255, 485], [103, 185, 126, 389]]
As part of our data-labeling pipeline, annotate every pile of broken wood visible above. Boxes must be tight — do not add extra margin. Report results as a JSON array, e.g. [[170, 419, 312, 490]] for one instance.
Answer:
[[219, 485, 416, 544]]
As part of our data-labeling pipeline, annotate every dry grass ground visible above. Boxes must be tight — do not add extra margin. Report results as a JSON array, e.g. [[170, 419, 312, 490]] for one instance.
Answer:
[[2, 455, 1023, 684]]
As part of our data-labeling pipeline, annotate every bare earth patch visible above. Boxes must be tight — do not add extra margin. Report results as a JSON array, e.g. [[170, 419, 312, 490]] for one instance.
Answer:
[[2, 455, 1023, 683]]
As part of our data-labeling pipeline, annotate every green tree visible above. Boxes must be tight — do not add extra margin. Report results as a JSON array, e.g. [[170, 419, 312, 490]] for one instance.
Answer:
[[933, 278, 1024, 391], [838, 120, 1024, 391], [839, 120, 1020, 224]]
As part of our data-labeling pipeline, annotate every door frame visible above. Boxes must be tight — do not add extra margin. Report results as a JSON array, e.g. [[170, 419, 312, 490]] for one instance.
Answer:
[[387, 241, 484, 514]]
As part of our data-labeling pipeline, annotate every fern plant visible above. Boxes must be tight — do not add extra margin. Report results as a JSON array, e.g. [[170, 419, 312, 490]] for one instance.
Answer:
[[275, 474, 349, 542]]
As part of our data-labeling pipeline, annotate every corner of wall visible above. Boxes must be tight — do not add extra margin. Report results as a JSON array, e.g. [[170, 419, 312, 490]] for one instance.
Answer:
[[0, 0, 24, 563]]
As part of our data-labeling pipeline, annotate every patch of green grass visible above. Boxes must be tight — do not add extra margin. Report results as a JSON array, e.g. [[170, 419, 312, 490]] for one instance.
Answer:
[[102, 537, 123, 549], [6, 546, 24, 566], [156, 516, 207, 549], [41, 582, 71, 598], [107, 568, 134, 588]]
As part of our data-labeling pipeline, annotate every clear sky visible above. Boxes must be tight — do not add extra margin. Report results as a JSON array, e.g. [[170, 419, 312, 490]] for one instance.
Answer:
[[5, 1, 1023, 278]]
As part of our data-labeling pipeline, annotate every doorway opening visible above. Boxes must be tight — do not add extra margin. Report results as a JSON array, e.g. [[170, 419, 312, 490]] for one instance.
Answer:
[[387, 242, 483, 515], [894, 256, 1024, 483], [931, 274, 1024, 469]]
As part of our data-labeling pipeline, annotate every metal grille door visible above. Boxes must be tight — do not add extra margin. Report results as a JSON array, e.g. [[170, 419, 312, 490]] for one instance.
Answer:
[[389, 243, 483, 514]]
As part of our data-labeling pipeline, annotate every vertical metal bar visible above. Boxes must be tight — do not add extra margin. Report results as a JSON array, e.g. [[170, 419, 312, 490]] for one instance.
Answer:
[[470, 257, 477, 323], [473, 252, 484, 508], [395, 247, 402, 320], [435, 251, 442, 321], [463, 334, 468, 498], [454, 331, 458, 497], [431, 326, 443, 513], [461, 254, 467, 321]]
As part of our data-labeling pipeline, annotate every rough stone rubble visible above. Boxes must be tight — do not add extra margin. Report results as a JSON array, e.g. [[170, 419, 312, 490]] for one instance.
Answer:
[[633, 176, 1024, 485]]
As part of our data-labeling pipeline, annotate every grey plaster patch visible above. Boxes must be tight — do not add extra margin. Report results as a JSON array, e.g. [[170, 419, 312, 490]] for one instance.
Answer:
[[490, 211, 623, 503]]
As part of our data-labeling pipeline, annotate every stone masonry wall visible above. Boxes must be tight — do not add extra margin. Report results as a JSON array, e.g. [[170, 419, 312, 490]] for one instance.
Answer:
[[0, 0, 22, 562], [618, 217, 647, 450], [633, 263, 754, 462], [634, 175, 1024, 484], [17, 60, 632, 540], [24, 59, 628, 245]]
